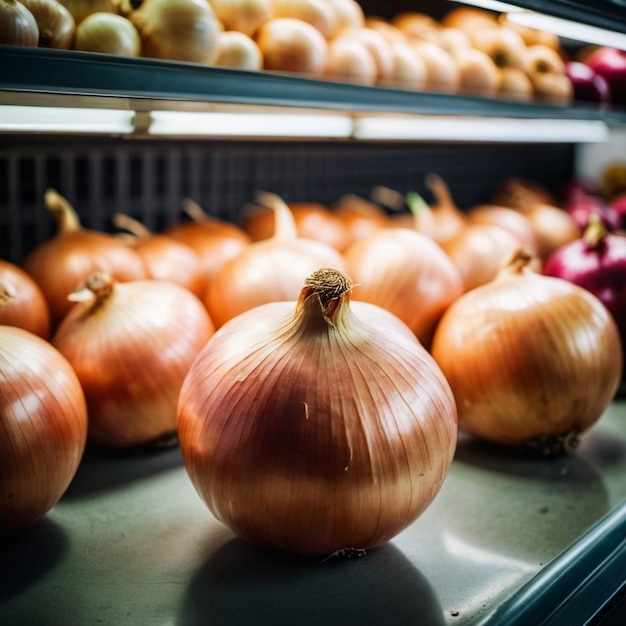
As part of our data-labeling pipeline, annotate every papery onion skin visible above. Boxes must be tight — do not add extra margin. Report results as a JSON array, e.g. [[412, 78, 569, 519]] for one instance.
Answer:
[[431, 249, 622, 454], [52, 273, 214, 449], [343, 228, 464, 348], [0, 258, 51, 338], [178, 268, 458, 556], [1, 326, 88, 538]]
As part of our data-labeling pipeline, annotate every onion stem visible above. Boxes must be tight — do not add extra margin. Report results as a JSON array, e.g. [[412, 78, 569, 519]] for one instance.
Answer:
[[44, 188, 81, 233]]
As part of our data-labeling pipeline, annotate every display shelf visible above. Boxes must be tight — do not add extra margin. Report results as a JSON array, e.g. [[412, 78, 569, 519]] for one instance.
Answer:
[[2, 401, 625, 625], [1, 46, 626, 129]]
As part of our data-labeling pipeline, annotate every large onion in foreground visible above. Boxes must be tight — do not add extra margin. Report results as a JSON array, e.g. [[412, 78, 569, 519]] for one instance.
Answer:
[[1, 326, 88, 538], [178, 268, 458, 556], [431, 248, 622, 455]]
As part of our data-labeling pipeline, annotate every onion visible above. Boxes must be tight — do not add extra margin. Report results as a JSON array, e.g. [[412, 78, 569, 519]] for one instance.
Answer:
[[20, 189, 147, 330], [74, 12, 140, 56], [326, 0, 363, 37], [215, 30, 263, 70], [129, 0, 221, 64], [256, 17, 328, 75], [52, 272, 214, 449], [161, 198, 250, 289], [443, 222, 533, 292], [209, 0, 272, 37], [242, 200, 351, 252], [204, 191, 346, 328], [178, 267, 458, 556], [57, 0, 115, 24], [0, 0, 39, 46], [543, 216, 626, 385], [332, 193, 390, 245], [112, 212, 205, 298], [344, 226, 463, 348], [420, 173, 467, 244], [335, 27, 394, 83], [490, 178, 579, 261], [323, 36, 377, 85], [273, 0, 338, 40], [1, 326, 88, 538], [21, 0, 75, 48], [0, 259, 50, 339], [611, 194, 626, 230], [562, 187, 621, 232], [466, 204, 537, 249], [431, 247, 622, 455]]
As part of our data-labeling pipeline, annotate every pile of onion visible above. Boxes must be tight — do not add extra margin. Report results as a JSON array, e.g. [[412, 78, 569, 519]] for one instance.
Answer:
[[204, 192, 346, 328], [1, 326, 88, 538], [20, 189, 147, 329], [343, 202, 463, 348], [543, 216, 626, 387], [0, 258, 51, 338], [178, 268, 458, 556], [431, 247, 622, 455], [51, 272, 214, 449]]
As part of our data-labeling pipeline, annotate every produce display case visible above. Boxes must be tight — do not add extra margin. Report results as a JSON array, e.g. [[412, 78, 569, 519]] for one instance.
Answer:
[[2, 1, 626, 624]]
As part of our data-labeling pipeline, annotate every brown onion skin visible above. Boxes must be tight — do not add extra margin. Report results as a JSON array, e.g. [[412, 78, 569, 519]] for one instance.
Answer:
[[431, 250, 622, 453], [1, 326, 88, 538], [178, 269, 458, 556], [52, 275, 214, 449], [0, 258, 51, 339], [343, 227, 464, 348]]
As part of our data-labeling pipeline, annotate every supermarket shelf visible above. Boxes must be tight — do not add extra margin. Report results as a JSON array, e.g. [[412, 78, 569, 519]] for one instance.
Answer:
[[1, 46, 626, 128]]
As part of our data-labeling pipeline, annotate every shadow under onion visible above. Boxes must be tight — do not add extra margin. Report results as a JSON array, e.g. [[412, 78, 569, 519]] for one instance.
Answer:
[[178, 537, 445, 626]]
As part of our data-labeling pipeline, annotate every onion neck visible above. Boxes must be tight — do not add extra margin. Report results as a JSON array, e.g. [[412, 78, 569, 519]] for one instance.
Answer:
[[582, 213, 608, 251], [68, 272, 116, 306], [295, 268, 353, 329], [113, 213, 152, 241], [44, 189, 81, 233], [256, 191, 298, 240], [182, 198, 210, 223], [497, 246, 538, 278], [406, 191, 436, 233]]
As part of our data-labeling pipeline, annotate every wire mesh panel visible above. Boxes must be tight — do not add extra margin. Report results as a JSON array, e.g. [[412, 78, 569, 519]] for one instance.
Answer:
[[0, 138, 574, 264]]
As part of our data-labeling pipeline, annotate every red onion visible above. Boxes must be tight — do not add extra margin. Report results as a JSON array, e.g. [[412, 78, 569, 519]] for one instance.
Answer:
[[543, 216, 626, 383], [610, 194, 626, 230], [563, 188, 621, 232]]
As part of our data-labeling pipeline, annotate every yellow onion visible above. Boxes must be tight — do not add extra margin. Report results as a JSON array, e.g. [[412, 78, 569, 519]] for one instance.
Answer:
[[113, 212, 205, 298], [20, 189, 147, 330], [52, 272, 214, 449], [0, 0, 39, 46], [178, 268, 458, 556], [1, 326, 88, 538], [242, 200, 351, 252], [162, 198, 251, 289], [21, 0, 75, 48], [57, 0, 116, 25], [0, 258, 51, 339], [343, 226, 463, 348], [209, 0, 272, 37], [332, 193, 391, 245], [431, 247, 622, 455], [74, 12, 141, 56], [204, 191, 346, 328], [418, 173, 467, 245], [129, 0, 221, 64]]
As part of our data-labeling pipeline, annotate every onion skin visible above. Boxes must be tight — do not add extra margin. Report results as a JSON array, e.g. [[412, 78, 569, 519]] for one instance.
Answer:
[[543, 218, 626, 384], [52, 273, 214, 449], [0, 258, 51, 339], [178, 268, 457, 556], [1, 326, 88, 538], [343, 227, 463, 348], [431, 248, 622, 455]]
